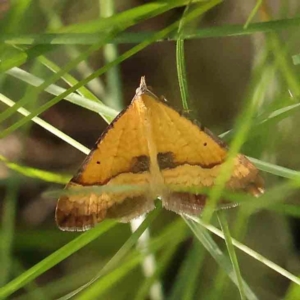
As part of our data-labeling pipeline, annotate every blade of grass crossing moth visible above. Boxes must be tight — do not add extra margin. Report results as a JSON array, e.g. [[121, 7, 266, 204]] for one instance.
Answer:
[[183, 217, 258, 300], [5, 74, 300, 181], [60, 204, 162, 300], [202, 58, 268, 223], [0, 221, 116, 299], [168, 241, 205, 300], [0, 0, 222, 139], [2, 89, 300, 186], [4, 68, 300, 181], [0, 180, 18, 286], [217, 211, 246, 300]]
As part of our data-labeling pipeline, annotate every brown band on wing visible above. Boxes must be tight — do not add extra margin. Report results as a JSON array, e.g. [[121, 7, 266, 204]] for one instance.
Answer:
[[162, 192, 237, 216], [106, 195, 154, 222], [157, 152, 176, 169], [72, 156, 150, 186], [163, 192, 207, 215], [72, 150, 225, 187], [157, 152, 222, 170], [56, 193, 154, 231], [55, 195, 108, 232], [130, 155, 150, 173]]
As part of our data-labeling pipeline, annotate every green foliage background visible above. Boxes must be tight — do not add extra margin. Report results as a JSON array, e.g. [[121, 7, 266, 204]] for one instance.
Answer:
[[1, 0, 300, 299]]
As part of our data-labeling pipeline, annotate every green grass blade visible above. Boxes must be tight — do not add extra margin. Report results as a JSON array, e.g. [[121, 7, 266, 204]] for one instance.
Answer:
[[217, 212, 245, 300], [243, 0, 262, 29], [3, 17, 300, 46], [184, 217, 258, 300], [176, 2, 192, 111], [16, 219, 187, 300], [176, 38, 189, 111], [59, 0, 201, 33], [249, 157, 300, 180], [0, 154, 70, 184], [0, 44, 55, 73], [0, 34, 114, 126], [100, 0, 123, 111], [0, 0, 32, 33], [37, 56, 100, 101], [5, 67, 118, 120], [188, 215, 300, 286], [0, 221, 116, 299], [0, 93, 90, 155], [0, 180, 18, 286], [0, 0, 222, 139], [63, 204, 162, 299]]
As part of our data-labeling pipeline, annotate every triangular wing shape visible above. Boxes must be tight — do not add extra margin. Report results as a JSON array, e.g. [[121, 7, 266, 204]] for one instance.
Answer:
[[56, 86, 156, 231], [56, 77, 264, 231], [139, 89, 264, 215]]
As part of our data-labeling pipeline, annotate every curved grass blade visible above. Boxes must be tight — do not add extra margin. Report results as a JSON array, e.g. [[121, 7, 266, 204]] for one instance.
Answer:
[[5, 67, 118, 120], [188, 215, 300, 286], [184, 217, 258, 300], [217, 211, 245, 300], [0, 93, 90, 155], [0, 154, 69, 184], [0, 180, 18, 286], [0, 221, 116, 299], [58, 204, 162, 300]]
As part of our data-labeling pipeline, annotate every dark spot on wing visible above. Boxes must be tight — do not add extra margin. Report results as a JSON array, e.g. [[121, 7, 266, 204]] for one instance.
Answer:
[[130, 155, 150, 173], [157, 152, 176, 169]]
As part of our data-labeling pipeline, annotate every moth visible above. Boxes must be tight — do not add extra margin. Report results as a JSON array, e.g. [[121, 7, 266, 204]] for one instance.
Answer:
[[56, 77, 264, 231]]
